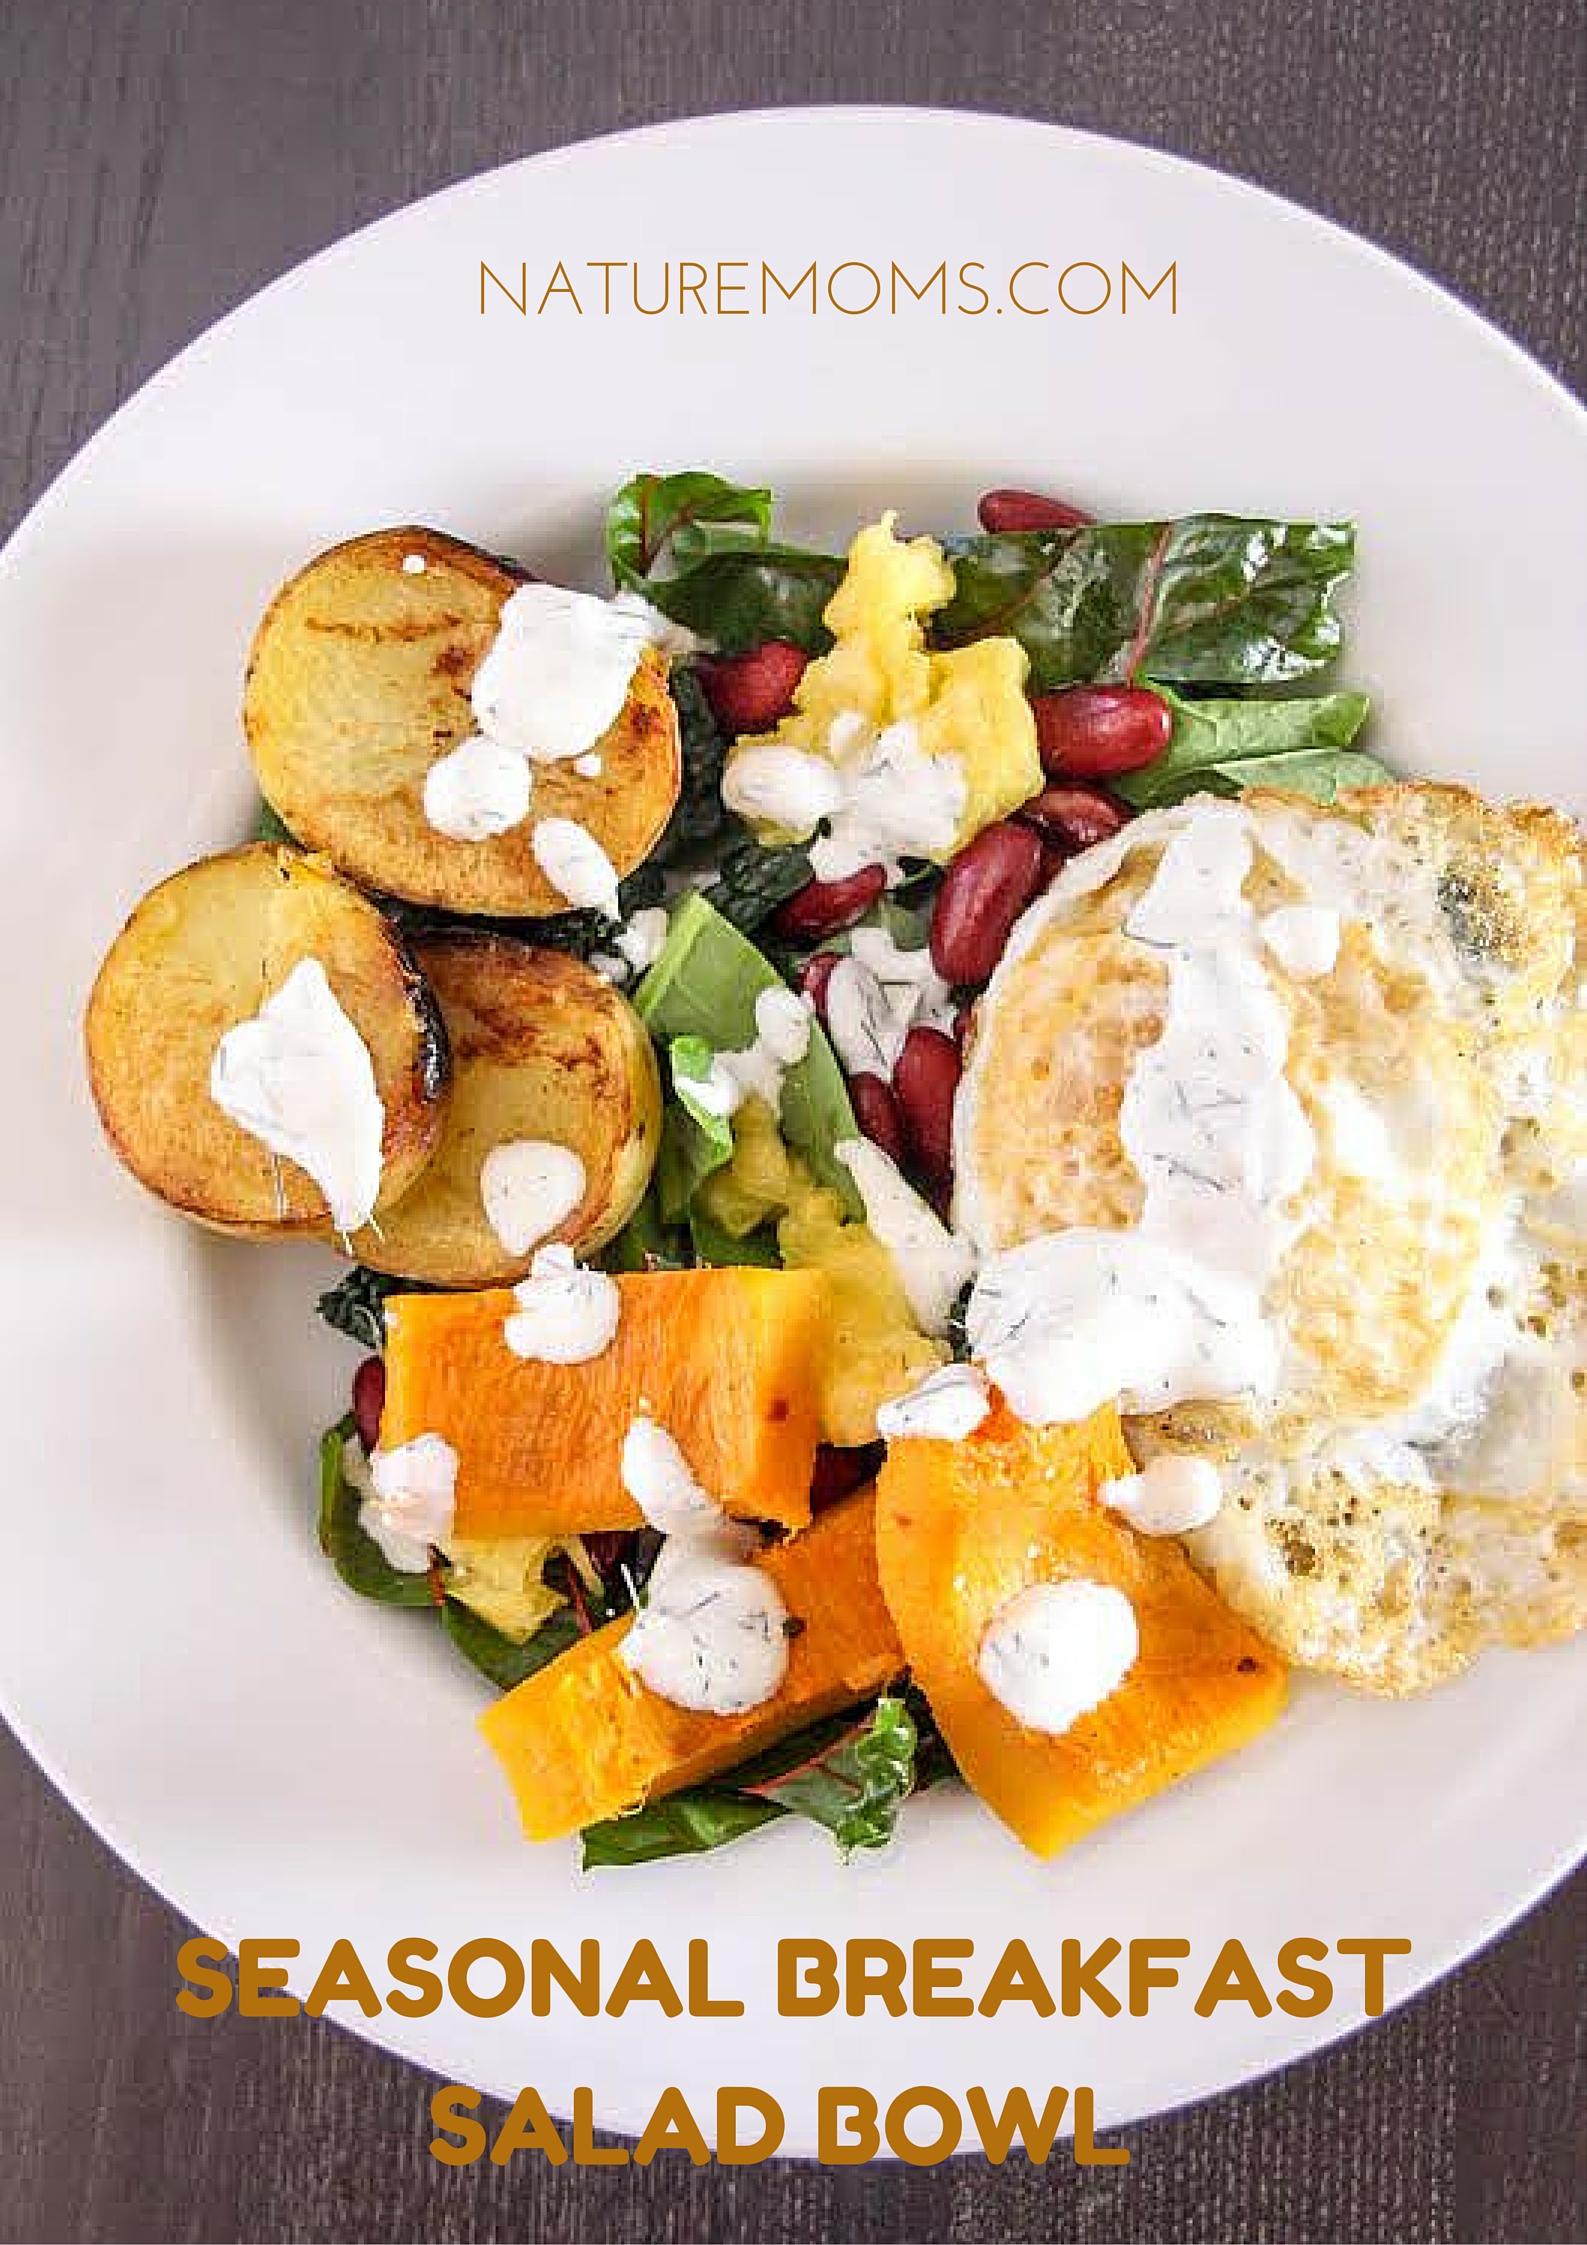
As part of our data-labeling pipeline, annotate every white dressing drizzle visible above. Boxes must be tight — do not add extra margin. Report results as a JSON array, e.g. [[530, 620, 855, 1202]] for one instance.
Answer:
[[1101, 1455, 1223, 1535], [531, 816, 622, 918], [362, 1433, 457, 1572], [614, 906, 670, 975], [1260, 902, 1340, 979], [825, 926, 957, 1080], [616, 1417, 790, 1714], [875, 1360, 991, 1442], [573, 752, 604, 778], [722, 715, 966, 885], [503, 1244, 621, 1363], [209, 957, 385, 1233], [480, 1140, 586, 1258], [978, 1579, 1139, 1735], [968, 802, 1316, 1422], [401, 552, 427, 575], [422, 733, 533, 840], [836, 1136, 974, 1336]]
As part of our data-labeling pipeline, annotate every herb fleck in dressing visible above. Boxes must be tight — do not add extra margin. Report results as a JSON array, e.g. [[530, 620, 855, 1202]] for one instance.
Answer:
[[968, 801, 1316, 1422], [616, 1415, 790, 1715]]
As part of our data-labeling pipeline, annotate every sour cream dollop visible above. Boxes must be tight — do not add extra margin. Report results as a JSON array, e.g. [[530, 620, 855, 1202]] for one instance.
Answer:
[[480, 1140, 586, 1258], [503, 1245, 621, 1363], [616, 1415, 790, 1714], [977, 1579, 1139, 1735], [362, 1433, 458, 1572], [422, 733, 533, 840], [209, 957, 385, 1233], [531, 816, 622, 917], [470, 583, 656, 764]]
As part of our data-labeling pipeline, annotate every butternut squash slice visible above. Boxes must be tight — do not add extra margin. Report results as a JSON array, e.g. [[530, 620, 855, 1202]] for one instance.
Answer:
[[479, 1490, 902, 1840], [875, 1400, 1287, 1858], [380, 1268, 830, 1536]]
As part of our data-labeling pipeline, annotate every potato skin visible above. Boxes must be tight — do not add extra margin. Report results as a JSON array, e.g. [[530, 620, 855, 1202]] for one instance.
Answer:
[[350, 931, 662, 1286], [85, 844, 449, 1235], [244, 527, 681, 916]]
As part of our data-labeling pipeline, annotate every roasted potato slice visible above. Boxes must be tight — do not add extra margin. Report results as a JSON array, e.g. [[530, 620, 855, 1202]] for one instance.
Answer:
[[350, 931, 661, 1285], [86, 845, 448, 1235], [243, 527, 681, 916]]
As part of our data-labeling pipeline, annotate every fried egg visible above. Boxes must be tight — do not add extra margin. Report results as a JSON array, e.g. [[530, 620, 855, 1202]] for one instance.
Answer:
[[955, 783, 1585, 1692]]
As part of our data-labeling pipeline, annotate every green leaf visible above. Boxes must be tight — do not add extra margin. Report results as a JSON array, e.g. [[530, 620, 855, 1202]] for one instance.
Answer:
[[579, 1695, 921, 1869], [702, 826, 813, 933], [635, 893, 859, 1214], [606, 468, 842, 655], [934, 515, 1357, 690], [253, 798, 298, 846], [652, 667, 729, 864], [316, 1266, 421, 1353], [688, 1207, 781, 1268], [607, 470, 774, 584], [581, 1791, 785, 1868], [746, 1695, 919, 1853], [601, 1186, 689, 1273], [669, 1036, 736, 1155], [317, 1417, 435, 1606], [1117, 686, 1381, 809], [441, 1599, 582, 1691]]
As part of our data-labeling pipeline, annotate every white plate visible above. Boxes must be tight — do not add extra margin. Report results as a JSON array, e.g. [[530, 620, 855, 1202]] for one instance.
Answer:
[[2, 109, 1583, 2156]]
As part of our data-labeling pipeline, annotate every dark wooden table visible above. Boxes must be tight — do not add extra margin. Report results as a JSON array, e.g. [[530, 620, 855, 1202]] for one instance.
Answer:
[[4, 4, 1583, 2239]]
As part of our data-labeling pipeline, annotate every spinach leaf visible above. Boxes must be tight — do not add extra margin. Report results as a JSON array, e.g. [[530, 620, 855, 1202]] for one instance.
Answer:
[[688, 1207, 782, 1269], [934, 515, 1356, 690], [1118, 686, 1386, 809], [601, 1188, 690, 1273], [316, 1265, 425, 1353], [606, 469, 842, 655], [669, 1036, 736, 1155], [579, 1695, 921, 1869], [635, 894, 859, 1213], [702, 825, 813, 933], [317, 1416, 435, 1606], [441, 1599, 582, 1691]]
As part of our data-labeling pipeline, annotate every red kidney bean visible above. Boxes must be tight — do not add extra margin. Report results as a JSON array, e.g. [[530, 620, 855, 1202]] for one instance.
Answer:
[[1018, 780, 1132, 854], [772, 863, 887, 943], [351, 1356, 386, 1454], [809, 1439, 886, 1512], [893, 1026, 962, 1184], [695, 640, 808, 735], [1032, 684, 1172, 778], [977, 487, 1095, 533], [929, 819, 1048, 987], [797, 949, 841, 1020], [849, 1071, 908, 1166]]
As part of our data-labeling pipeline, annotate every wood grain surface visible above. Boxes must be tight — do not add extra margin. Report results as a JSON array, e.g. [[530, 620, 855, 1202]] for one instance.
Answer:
[[2, 2, 1584, 2239]]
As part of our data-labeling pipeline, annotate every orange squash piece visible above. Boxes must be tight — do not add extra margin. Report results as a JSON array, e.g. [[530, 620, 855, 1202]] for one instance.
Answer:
[[479, 1490, 902, 1840], [380, 1268, 828, 1536], [875, 1400, 1286, 1858]]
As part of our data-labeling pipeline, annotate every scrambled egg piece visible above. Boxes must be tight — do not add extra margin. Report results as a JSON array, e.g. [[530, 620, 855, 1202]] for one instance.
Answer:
[[443, 1533, 591, 1643], [697, 1097, 946, 1444], [956, 781, 1585, 1692], [729, 514, 1041, 853]]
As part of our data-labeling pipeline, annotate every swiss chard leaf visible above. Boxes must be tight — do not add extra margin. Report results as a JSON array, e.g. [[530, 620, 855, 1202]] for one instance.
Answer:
[[579, 1695, 921, 1869], [607, 470, 774, 584], [1118, 685, 1386, 809], [934, 515, 1356, 690], [317, 1416, 435, 1606], [606, 469, 842, 655]]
